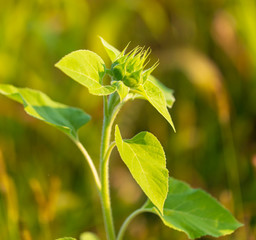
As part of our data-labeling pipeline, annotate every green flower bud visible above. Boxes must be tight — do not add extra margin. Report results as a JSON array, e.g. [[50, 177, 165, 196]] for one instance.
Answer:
[[112, 64, 125, 80], [123, 70, 142, 88], [110, 45, 158, 89]]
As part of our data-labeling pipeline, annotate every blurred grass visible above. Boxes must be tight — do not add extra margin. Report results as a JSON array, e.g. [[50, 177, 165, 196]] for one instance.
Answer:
[[0, 0, 256, 239]]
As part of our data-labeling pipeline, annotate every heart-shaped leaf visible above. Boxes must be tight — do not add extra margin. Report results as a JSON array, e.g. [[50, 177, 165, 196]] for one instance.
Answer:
[[115, 125, 168, 214], [0, 84, 90, 140], [56, 238, 76, 240], [55, 50, 116, 96], [144, 177, 242, 239]]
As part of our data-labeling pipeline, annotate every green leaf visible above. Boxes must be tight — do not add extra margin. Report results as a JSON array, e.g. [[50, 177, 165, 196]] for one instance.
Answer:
[[115, 125, 169, 214], [144, 177, 242, 239], [138, 80, 175, 131], [0, 84, 90, 140], [148, 75, 175, 108], [111, 81, 129, 101], [55, 50, 116, 96], [80, 232, 100, 240], [99, 37, 121, 62], [56, 238, 76, 240]]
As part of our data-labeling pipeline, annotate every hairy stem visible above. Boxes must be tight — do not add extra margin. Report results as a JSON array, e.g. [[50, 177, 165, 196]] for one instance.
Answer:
[[100, 95, 122, 240], [100, 114, 115, 239]]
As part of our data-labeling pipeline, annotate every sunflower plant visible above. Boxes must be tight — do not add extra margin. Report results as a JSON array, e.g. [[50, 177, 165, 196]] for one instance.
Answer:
[[0, 37, 242, 240]]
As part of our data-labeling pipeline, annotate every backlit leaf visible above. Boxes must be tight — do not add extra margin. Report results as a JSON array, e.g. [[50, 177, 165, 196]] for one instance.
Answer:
[[99, 37, 121, 62], [55, 50, 116, 96], [138, 80, 175, 131], [80, 232, 100, 240], [115, 125, 168, 214], [0, 84, 90, 140], [144, 177, 242, 239], [148, 75, 175, 108], [56, 238, 76, 240]]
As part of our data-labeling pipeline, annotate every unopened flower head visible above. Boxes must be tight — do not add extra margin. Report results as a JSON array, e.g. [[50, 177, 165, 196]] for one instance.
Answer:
[[111, 46, 158, 88]]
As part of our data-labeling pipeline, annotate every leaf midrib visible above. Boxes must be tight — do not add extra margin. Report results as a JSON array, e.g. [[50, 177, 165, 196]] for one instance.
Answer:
[[60, 65, 101, 86], [123, 141, 151, 189], [163, 208, 235, 226]]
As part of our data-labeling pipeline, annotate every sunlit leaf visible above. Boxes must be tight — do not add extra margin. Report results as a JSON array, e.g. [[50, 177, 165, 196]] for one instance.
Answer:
[[138, 80, 175, 131], [0, 84, 90, 140], [148, 75, 175, 108], [80, 232, 100, 240], [115, 125, 168, 214], [99, 36, 121, 62], [144, 177, 242, 239], [55, 50, 116, 96]]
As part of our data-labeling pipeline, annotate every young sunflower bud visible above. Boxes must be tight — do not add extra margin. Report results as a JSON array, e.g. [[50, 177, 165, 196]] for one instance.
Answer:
[[110, 45, 157, 89], [112, 64, 125, 80], [123, 70, 142, 88]]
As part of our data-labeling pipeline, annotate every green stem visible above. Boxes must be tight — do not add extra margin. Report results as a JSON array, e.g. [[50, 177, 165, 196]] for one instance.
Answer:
[[100, 95, 122, 240], [104, 142, 116, 161], [117, 208, 147, 240], [100, 118, 115, 239], [74, 140, 101, 191]]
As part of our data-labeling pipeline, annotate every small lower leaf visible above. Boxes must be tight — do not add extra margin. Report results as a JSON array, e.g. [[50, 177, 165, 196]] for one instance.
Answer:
[[144, 177, 242, 239], [115, 125, 168, 214], [80, 232, 100, 240], [0, 84, 90, 140], [56, 238, 76, 240]]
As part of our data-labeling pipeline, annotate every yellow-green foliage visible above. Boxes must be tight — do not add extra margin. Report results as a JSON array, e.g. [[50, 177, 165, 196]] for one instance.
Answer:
[[0, 0, 255, 239]]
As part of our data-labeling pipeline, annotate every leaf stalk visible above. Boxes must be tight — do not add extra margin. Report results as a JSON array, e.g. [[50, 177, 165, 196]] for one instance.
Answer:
[[74, 140, 101, 191], [117, 207, 149, 240]]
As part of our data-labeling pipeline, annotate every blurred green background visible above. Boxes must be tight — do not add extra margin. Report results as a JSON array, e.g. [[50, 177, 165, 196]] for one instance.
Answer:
[[0, 0, 255, 239]]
